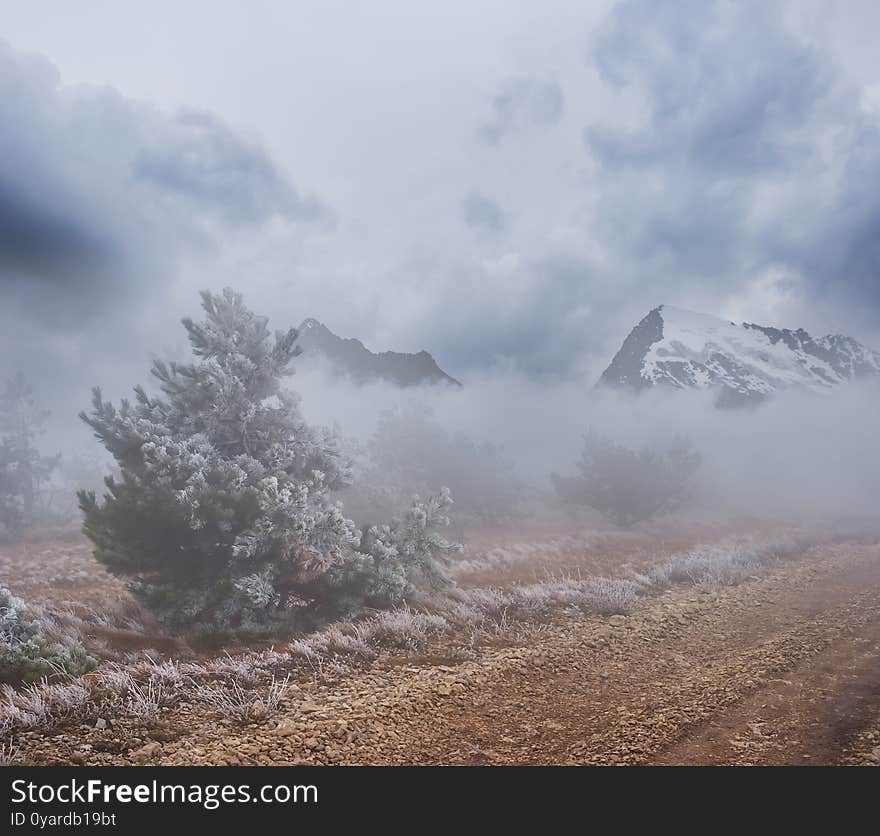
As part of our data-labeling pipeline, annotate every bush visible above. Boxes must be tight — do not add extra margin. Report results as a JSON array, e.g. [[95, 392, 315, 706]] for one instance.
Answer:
[[0, 586, 96, 684], [78, 288, 459, 634], [552, 431, 700, 528]]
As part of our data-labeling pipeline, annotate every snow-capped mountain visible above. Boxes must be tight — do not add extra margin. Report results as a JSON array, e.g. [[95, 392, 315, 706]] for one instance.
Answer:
[[599, 305, 880, 405], [295, 318, 461, 388]]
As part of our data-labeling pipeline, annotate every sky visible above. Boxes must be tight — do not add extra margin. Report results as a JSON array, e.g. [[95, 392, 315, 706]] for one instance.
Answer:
[[1, 0, 880, 432]]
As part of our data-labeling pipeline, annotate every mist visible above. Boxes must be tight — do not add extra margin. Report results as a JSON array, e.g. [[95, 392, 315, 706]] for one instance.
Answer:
[[7, 289, 878, 538], [290, 360, 880, 526]]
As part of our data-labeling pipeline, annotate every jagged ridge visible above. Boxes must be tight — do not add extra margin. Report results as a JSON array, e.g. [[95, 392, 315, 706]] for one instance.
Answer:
[[295, 318, 461, 388]]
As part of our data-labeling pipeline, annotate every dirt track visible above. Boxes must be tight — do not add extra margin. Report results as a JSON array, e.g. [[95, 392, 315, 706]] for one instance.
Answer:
[[19, 540, 880, 766], [348, 541, 880, 766]]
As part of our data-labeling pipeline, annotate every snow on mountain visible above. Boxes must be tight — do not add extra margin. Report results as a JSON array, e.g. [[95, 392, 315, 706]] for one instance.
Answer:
[[598, 305, 880, 405], [295, 318, 461, 388]]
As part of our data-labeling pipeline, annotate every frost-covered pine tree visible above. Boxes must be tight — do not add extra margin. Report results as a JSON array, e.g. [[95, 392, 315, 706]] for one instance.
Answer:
[[78, 288, 459, 634], [0, 373, 60, 539]]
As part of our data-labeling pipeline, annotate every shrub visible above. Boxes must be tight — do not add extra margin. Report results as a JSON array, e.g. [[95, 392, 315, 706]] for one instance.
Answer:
[[79, 289, 459, 634], [552, 431, 700, 528], [0, 586, 97, 684]]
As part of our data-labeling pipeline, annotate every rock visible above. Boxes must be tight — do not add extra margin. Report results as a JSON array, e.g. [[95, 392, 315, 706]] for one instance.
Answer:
[[94, 718, 107, 731], [131, 742, 162, 762], [747, 722, 767, 739], [609, 615, 627, 627], [272, 720, 300, 737]]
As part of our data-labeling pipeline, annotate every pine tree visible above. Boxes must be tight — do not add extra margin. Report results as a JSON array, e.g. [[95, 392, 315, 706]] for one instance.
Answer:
[[78, 288, 458, 634], [0, 373, 60, 539]]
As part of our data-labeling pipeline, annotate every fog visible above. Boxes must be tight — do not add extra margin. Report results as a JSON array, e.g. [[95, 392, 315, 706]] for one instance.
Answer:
[[8, 305, 878, 536], [291, 361, 880, 525]]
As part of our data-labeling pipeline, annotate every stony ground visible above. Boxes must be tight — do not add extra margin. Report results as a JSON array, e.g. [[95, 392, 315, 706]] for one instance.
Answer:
[[15, 538, 880, 766]]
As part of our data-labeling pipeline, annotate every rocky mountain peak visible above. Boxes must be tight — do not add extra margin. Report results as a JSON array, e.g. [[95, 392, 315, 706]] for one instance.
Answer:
[[599, 305, 880, 405], [294, 319, 461, 388]]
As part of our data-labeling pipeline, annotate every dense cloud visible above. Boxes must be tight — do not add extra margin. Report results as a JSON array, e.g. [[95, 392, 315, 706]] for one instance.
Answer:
[[0, 179, 114, 284]]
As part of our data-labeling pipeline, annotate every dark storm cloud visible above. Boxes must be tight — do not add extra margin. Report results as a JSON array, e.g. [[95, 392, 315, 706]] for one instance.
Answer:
[[0, 40, 332, 440], [479, 77, 563, 145], [787, 122, 880, 310], [0, 40, 329, 324], [584, 0, 880, 330], [0, 177, 115, 282], [461, 191, 509, 235], [589, 0, 834, 174]]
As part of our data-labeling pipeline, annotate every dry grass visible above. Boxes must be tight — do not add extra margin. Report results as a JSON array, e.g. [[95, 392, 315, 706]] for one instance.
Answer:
[[0, 738, 18, 765], [354, 608, 449, 651], [636, 536, 809, 591], [192, 675, 290, 725], [122, 675, 170, 725]]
